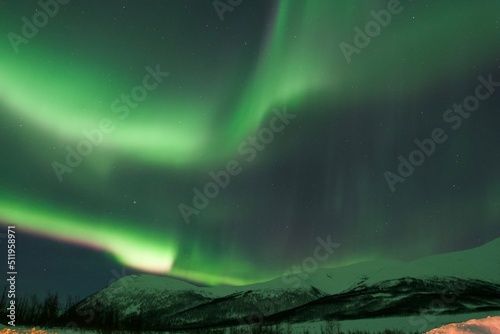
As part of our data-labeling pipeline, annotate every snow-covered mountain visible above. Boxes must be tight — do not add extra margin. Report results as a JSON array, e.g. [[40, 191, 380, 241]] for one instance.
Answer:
[[60, 238, 500, 331]]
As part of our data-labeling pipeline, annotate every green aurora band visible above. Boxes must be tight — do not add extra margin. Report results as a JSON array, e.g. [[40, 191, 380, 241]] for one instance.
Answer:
[[0, 0, 499, 285]]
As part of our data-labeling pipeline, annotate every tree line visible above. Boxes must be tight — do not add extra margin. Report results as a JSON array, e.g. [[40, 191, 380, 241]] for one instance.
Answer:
[[0, 285, 79, 327]]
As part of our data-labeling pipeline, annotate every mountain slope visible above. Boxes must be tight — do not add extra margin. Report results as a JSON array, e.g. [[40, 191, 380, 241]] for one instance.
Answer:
[[60, 238, 500, 330]]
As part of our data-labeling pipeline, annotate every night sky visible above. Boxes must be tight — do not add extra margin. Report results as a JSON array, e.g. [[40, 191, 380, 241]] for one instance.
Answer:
[[1, 0, 500, 299]]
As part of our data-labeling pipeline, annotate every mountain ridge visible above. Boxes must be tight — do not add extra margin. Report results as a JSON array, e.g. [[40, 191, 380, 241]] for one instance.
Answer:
[[60, 237, 500, 330]]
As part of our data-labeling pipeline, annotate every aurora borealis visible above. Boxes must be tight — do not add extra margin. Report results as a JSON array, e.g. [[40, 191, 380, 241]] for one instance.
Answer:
[[0, 0, 500, 297]]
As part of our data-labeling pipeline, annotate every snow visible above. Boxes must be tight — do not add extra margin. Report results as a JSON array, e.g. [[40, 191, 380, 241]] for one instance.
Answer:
[[425, 315, 500, 334], [98, 238, 499, 302], [304, 238, 500, 294], [63, 238, 500, 333], [4, 314, 500, 333]]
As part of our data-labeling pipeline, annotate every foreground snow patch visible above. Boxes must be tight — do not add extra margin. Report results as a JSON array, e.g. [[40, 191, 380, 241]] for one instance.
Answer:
[[0, 329, 59, 334], [426, 316, 500, 334]]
